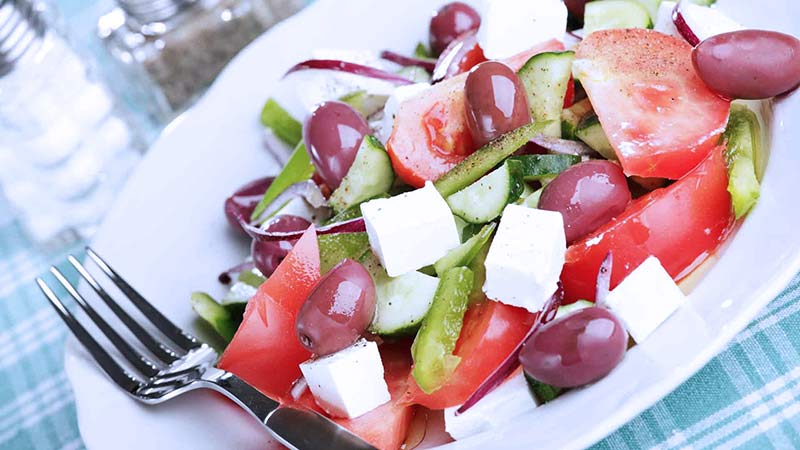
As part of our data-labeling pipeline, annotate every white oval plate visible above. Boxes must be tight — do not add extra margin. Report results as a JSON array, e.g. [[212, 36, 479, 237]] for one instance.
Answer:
[[65, 1, 800, 449]]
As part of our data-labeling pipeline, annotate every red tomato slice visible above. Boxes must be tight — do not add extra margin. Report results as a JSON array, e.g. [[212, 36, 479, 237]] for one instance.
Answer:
[[387, 40, 565, 187], [563, 76, 575, 108], [403, 301, 536, 409], [575, 29, 730, 179], [295, 342, 414, 450], [561, 145, 734, 303], [218, 226, 319, 402]]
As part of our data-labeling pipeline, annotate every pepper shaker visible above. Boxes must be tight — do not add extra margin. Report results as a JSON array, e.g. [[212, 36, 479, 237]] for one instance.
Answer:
[[98, 0, 305, 119]]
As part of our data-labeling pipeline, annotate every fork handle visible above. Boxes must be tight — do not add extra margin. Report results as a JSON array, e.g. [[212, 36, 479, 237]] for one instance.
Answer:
[[202, 368, 279, 422]]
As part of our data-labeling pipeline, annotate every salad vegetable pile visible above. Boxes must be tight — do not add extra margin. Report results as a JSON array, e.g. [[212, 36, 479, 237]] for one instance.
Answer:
[[192, 0, 800, 448]]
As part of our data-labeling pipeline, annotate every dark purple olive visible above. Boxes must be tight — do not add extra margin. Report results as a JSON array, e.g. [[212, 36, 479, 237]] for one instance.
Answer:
[[296, 259, 376, 356], [520, 306, 628, 388], [429, 2, 481, 56], [251, 215, 311, 277], [224, 177, 274, 235], [304, 101, 370, 190], [539, 160, 631, 244], [432, 30, 487, 82], [563, 0, 589, 21], [464, 61, 531, 148], [693, 30, 800, 100]]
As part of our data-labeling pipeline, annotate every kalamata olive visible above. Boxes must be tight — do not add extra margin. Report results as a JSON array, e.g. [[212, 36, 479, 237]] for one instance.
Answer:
[[432, 30, 487, 82], [519, 306, 628, 388], [539, 160, 631, 244], [464, 61, 531, 147], [563, 0, 588, 21], [251, 215, 311, 277], [224, 176, 274, 235], [693, 30, 800, 100], [296, 259, 376, 356], [429, 2, 481, 56], [304, 101, 370, 190]]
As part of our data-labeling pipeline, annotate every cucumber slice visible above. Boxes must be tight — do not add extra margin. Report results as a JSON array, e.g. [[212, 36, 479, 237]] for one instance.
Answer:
[[251, 143, 315, 221], [398, 66, 432, 84], [362, 253, 439, 337], [688, 0, 715, 5], [518, 186, 544, 208], [525, 374, 563, 404], [435, 121, 547, 198], [575, 114, 617, 161], [414, 42, 432, 59], [633, 0, 662, 21], [510, 154, 581, 181], [447, 160, 525, 224], [319, 232, 371, 274], [584, 0, 653, 35], [562, 98, 594, 140], [723, 104, 761, 219], [517, 51, 576, 137], [412, 267, 473, 393], [467, 239, 490, 305], [329, 135, 395, 213], [260, 99, 303, 147], [339, 90, 389, 117], [555, 300, 594, 320], [191, 292, 238, 342], [435, 223, 497, 276]]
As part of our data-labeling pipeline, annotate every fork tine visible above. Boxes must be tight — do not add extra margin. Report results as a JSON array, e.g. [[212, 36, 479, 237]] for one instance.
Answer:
[[85, 248, 201, 352], [68, 255, 180, 365], [50, 267, 161, 378], [37, 278, 143, 393]]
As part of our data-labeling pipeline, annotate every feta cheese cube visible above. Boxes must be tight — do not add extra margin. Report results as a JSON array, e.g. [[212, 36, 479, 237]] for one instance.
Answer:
[[377, 83, 430, 144], [360, 182, 460, 277], [444, 369, 538, 440], [476, 0, 567, 60], [654, 1, 681, 38], [299, 339, 390, 419], [605, 256, 686, 343], [483, 205, 565, 313]]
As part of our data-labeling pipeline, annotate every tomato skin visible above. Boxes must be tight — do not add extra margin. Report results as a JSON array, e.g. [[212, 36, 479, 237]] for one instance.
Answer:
[[404, 301, 536, 409], [218, 226, 320, 402], [575, 29, 731, 180], [563, 76, 575, 108], [387, 40, 565, 188], [561, 146, 734, 303]]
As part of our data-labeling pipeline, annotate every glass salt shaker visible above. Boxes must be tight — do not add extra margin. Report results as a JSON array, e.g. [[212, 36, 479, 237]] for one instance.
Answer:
[[98, 0, 305, 119], [0, 0, 143, 244]]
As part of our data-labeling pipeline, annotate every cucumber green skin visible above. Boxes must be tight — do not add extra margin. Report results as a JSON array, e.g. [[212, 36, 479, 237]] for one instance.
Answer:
[[339, 90, 389, 117], [251, 143, 315, 221], [435, 121, 548, 198], [412, 267, 474, 394], [575, 114, 617, 161], [414, 42, 432, 59], [434, 223, 497, 276], [446, 160, 525, 224], [190, 292, 237, 342], [517, 51, 576, 138], [329, 136, 395, 213], [467, 240, 490, 305], [318, 232, 371, 274], [510, 154, 581, 181], [260, 99, 302, 147], [561, 98, 594, 140], [584, 0, 653, 35], [519, 187, 544, 209], [525, 374, 563, 404], [237, 270, 266, 288], [723, 104, 761, 219]]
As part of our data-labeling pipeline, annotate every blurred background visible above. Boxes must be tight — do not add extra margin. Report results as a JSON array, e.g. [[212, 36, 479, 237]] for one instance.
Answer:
[[0, 0, 306, 247]]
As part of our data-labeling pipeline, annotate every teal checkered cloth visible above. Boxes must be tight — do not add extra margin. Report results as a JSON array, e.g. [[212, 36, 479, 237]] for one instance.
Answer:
[[3, 216, 800, 449]]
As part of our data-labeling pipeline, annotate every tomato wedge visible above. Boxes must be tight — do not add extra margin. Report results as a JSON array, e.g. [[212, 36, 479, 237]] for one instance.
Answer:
[[561, 145, 734, 302], [295, 343, 414, 450], [218, 226, 319, 402], [575, 29, 730, 179], [387, 40, 565, 188], [404, 301, 536, 409]]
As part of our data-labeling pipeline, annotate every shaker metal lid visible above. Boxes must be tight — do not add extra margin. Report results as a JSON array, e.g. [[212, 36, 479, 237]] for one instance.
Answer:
[[115, 0, 197, 24], [0, 0, 46, 76]]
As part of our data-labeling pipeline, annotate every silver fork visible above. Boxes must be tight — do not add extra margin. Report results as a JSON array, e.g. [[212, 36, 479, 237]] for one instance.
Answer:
[[37, 248, 376, 450]]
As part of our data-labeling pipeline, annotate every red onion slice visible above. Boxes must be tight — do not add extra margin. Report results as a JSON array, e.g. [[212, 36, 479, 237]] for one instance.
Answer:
[[380, 50, 437, 73], [595, 252, 613, 307], [673, 1, 700, 46], [285, 59, 414, 85], [456, 285, 564, 415], [252, 180, 329, 224], [244, 217, 366, 242], [530, 134, 597, 156], [218, 261, 256, 284]]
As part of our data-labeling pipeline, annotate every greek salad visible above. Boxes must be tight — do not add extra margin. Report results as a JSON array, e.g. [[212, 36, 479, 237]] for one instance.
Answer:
[[191, 0, 800, 448]]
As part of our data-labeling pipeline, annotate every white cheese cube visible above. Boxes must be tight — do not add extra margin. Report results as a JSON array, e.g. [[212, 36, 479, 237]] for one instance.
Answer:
[[477, 0, 567, 60], [360, 182, 460, 277], [605, 256, 686, 343], [299, 339, 390, 419], [483, 205, 565, 313], [377, 83, 430, 144], [654, 1, 681, 38], [444, 369, 538, 440], [677, 3, 743, 42]]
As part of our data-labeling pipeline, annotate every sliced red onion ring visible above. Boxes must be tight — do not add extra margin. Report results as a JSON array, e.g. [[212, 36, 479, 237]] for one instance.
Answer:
[[218, 261, 256, 284], [672, 0, 744, 47], [530, 134, 597, 156], [244, 217, 366, 242], [456, 285, 564, 415], [252, 180, 329, 224], [285, 59, 414, 85], [595, 252, 613, 307], [380, 50, 437, 73], [673, 1, 700, 46]]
